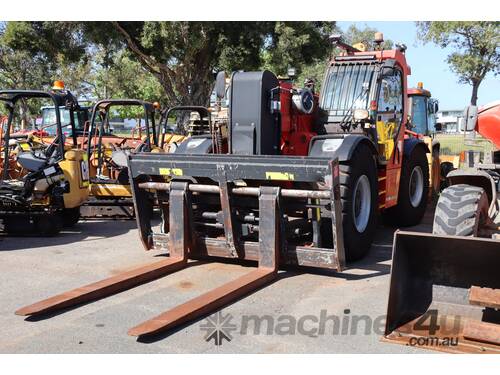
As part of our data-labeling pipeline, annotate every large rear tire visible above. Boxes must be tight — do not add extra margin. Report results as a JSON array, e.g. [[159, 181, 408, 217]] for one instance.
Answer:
[[333, 144, 378, 262], [433, 184, 489, 236], [386, 146, 429, 226]]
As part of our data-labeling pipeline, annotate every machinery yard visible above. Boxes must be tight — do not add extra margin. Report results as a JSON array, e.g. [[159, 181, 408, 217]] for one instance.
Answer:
[[0, 17, 499, 364], [0, 211, 433, 354]]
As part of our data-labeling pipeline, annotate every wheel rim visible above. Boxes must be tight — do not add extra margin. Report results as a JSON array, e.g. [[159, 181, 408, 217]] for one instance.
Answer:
[[352, 175, 371, 233], [409, 166, 424, 208]]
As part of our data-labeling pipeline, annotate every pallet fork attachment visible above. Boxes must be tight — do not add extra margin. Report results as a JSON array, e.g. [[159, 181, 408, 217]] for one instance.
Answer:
[[17, 155, 344, 337]]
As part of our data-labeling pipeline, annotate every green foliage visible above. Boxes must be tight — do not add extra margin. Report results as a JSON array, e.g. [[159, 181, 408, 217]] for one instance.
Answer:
[[296, 59, 328, 92], [417, 21, 500, 105], [262, 22, 336, 76], [81, 22, 338, 108], [343, 24, 393, 50], [0, 20, 404, 124], [2, 22, 86, 68]]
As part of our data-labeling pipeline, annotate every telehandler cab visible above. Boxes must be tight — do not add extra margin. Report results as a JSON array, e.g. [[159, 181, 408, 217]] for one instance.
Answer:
[[17, 33, 438, 338]]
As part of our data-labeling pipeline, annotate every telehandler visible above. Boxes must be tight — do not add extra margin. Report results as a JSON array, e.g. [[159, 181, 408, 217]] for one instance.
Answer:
[[384, 101, 500, 353], [0, 89, 89, 235], [17, 34, 438, 338]]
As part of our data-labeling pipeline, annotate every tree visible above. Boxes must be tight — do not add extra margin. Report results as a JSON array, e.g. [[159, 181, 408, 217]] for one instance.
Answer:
[[262, 22, 336, 76], [81, 22, 336, 110], [417, 21, 500, 105], [343, 24, 393, 51], [0, 22, 87, 127]]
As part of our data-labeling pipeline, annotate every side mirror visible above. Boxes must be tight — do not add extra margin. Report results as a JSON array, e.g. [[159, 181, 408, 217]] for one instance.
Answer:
[[428, 100, 439, 114], [463, 105, 478, 132], [215, 71, 227, 99]]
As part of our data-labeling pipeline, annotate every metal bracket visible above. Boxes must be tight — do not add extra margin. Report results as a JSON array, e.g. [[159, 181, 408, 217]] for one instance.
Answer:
[[329, 159, 345, 271], [258, 186, 281, 270], [218, 178, 239, 257], [168, 181, 191, 259]]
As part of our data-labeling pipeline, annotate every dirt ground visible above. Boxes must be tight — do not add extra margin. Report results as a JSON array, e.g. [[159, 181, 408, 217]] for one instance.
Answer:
[[0, 208, 435, 353]]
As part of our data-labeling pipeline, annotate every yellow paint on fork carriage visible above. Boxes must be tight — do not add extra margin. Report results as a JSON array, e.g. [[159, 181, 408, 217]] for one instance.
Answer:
[[159, 168, 183, 176], [265, 171, 295, 181]]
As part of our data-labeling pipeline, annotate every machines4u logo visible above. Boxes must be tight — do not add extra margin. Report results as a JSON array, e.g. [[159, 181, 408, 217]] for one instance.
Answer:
[[200, 311, 237, 346]]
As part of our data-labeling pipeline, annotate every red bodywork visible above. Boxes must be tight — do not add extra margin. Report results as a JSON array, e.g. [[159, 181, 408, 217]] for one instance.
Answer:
[[276, 49, 413, 210], [343, 50, 411, 210], [278, 80, 317, 156], [477, 101, 500, 149]]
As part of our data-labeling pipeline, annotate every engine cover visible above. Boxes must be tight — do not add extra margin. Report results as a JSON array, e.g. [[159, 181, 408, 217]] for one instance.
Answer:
[[229, 71, 280, 155]]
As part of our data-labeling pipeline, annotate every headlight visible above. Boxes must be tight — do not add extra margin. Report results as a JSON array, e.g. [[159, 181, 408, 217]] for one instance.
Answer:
[[353, 108, 369, 121]]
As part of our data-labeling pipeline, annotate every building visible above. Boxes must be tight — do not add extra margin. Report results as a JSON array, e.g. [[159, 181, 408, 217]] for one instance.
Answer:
[[436, 109, 464, 133]]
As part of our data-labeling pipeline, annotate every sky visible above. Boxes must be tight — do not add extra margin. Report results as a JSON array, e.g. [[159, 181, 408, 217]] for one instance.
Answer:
[[337, 21, 499, 111]]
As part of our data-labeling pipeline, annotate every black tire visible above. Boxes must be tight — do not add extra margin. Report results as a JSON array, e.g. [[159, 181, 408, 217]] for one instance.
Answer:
[[386, 146, 429, 226], [321, 144, 378, 262], [62, 207, 81, 227], [34, 213, 63, 236], [433, 184, 488, 236], [3, 217, 32, 235]]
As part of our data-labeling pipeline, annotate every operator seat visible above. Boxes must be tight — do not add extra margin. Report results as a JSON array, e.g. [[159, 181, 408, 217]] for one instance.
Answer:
[[16, 152, 48, 172], [16, 134, 65, 172]]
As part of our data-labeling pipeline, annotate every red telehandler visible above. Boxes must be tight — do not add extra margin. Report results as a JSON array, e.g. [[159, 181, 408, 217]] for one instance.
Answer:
[[17, 34, 438, 338]]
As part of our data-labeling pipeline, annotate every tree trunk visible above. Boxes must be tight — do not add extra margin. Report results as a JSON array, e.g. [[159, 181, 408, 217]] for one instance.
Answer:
[[470, 80, 480, 106], [19, 99, 29, 131]]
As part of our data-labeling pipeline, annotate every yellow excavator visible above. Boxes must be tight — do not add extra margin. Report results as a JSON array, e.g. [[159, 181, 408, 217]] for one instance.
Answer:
[[0, 88, 89, 235]]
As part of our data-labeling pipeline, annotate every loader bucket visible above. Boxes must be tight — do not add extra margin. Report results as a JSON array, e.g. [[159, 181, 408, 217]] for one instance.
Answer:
[[384, 231, 500, 353]]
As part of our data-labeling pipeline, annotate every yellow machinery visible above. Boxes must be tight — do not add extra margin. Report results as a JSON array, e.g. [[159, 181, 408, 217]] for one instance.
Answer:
[[0, 89, 89, 235], [81, 99, 162, 219], [407, 82, 442, 196]]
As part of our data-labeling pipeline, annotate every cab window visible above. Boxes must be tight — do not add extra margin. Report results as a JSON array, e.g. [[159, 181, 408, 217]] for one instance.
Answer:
[[410, 95, 427, 134], [377, 68, 403, 125]]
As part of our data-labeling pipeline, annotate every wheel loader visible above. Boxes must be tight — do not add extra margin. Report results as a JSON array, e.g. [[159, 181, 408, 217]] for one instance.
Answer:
[[16, 34, 438, 338], [0, 89, 89, 235], [407, 83, 444, 195], [384, 101, 500, 353]]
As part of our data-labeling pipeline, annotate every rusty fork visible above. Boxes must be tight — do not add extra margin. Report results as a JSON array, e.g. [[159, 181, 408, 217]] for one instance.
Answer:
[[15, 182, 192, 318], [129, 185, 281, 336], [16, 184, 282, 338]]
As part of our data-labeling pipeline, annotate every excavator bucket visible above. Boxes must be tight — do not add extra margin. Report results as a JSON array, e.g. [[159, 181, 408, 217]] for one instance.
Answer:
[[384, 231, 500, 353]]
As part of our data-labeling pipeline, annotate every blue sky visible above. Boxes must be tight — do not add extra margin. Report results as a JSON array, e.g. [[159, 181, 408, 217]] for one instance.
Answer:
[[337, 21, 500, 110]]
